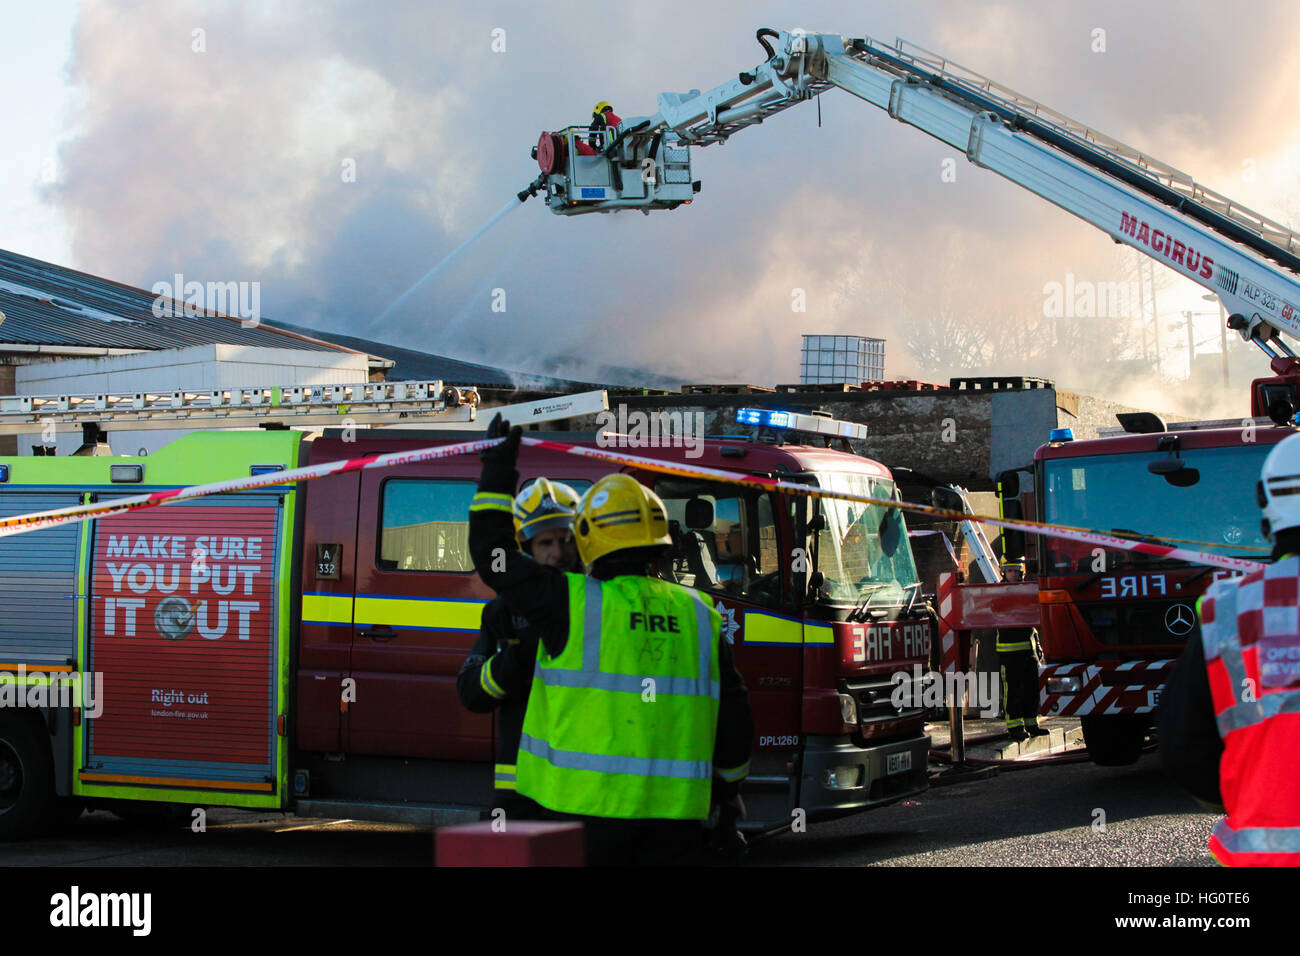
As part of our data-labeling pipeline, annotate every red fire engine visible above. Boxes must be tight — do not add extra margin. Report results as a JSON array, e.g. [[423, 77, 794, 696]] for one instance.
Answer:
[[0, 392, 931, 837]]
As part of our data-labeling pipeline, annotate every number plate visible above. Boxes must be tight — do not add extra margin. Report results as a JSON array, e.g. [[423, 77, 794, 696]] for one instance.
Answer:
[[886, 751, 912, 776]]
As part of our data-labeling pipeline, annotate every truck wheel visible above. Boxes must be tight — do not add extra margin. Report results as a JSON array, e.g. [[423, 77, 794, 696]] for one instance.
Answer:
[[0, 715, 54, 840], [1081, 714, 1148, 766]]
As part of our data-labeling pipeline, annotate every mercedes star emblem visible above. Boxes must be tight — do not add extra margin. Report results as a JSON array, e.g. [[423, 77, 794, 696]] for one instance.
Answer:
[[1164, 603, 1195, 636]]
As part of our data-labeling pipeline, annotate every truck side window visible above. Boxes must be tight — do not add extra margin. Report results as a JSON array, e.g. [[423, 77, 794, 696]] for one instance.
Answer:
[[378, 479, 477, 572], [654, 479, 782, 609]]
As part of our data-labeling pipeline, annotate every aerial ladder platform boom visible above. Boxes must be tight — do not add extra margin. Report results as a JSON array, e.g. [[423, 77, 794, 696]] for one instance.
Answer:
[[526, 29, 1300, 373]]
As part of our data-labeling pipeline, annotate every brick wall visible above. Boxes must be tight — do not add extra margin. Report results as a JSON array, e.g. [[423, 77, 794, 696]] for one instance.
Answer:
[[554, 387, 1173, 490]]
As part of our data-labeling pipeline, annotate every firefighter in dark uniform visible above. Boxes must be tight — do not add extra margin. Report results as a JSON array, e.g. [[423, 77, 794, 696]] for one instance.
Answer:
[[587, 101, 621, 150], [457, 478, 581, 818], [468, 415, 753, 865], [997, 559, 1046, 742]]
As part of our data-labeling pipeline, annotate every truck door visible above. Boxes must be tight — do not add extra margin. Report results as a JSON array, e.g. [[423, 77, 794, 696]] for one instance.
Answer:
[[298, 469, 360, 753], [647, 478, 802, 726], [347, 462, 493, 759]]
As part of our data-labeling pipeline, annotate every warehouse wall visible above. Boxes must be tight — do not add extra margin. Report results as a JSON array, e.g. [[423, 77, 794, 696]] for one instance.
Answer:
[[14, 344, 371, 456], [16, 343, 369, 395], [0, 363, 13, 455]]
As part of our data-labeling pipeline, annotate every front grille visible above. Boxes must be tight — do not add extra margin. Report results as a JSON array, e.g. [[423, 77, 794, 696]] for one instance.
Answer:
[[1077, 599, 1200, 648], [843, 674, 923, 722]]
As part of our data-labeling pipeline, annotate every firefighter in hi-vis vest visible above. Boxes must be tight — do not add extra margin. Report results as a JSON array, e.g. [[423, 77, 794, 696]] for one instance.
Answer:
[[1160, 432, 1300, 865], [457, 478, 581, 818], [996, 559, 1046, 743], [468, 415, 753, 865]]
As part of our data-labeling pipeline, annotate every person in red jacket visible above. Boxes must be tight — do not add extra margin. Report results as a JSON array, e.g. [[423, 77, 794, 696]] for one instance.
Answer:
[[1160, 432, 1300, 865]]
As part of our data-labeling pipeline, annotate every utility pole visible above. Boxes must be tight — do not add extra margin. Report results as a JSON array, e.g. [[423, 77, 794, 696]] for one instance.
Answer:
[[1146, 259, 1163, 379], [1173, 310, 1222, 382], [1204, 293, 1229, 388]]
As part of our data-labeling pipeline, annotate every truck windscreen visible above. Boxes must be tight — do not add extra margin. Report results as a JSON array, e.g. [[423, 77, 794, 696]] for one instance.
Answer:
[[1041, 443, 1273, 573], [814, 473, 919, 606]]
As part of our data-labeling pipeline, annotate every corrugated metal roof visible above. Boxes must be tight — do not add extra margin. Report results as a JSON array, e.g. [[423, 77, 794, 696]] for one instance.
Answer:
[[263, 321, 685, 392], [261, 320, 594, 391], [0, 247, 683, 393], [0, 248, 361, 355]]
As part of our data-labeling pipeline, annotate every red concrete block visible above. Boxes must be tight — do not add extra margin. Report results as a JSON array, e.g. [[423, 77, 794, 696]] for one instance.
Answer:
[[435, 821, 585, 867]]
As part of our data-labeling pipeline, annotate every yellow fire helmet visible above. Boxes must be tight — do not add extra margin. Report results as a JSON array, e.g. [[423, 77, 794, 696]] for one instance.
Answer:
[[592, 100, 612, 117], [573, 474, 672, 565], [512, 478, 581, 547], [1000, 559, 1026, 575]]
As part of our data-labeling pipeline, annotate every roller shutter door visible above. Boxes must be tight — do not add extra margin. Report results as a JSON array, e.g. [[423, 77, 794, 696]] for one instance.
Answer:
[[0, 493, 82, 665]]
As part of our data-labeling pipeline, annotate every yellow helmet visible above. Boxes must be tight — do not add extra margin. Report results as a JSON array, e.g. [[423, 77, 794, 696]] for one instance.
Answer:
[[592, 101, 612, 116], [574, 474, 671, 565], [512, 478, 580, 547]]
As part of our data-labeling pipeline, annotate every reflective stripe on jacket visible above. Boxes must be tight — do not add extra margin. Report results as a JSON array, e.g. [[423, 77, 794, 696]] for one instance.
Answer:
[[1201, 557, 1300, 866], [517, 573, 722, 820]]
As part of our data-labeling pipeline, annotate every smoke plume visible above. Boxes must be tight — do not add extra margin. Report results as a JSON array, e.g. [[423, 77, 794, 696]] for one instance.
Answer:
[[45, 0, 1300, 414]]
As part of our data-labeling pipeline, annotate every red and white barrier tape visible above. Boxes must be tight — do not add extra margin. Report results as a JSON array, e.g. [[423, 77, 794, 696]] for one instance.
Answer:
[[0, 437, 501, 539], [521, 436, 1268, 574], [0, 434, 1271, 573]]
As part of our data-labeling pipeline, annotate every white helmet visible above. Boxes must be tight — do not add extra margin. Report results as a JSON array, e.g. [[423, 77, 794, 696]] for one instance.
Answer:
[[1258, 432, 1300, 541]]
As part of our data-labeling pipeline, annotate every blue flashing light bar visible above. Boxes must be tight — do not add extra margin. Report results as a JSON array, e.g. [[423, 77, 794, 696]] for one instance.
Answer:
[[736, 407, 868, 441], [0, 464, 8, 482], [1049, 427, 1075, 442]]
